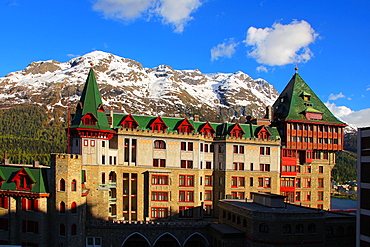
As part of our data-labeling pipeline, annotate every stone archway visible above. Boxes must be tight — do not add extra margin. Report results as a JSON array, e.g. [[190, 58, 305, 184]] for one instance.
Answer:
[[122, 232, 150, 247], [183, 232, 210, 247], [153, 232, 181, 247]]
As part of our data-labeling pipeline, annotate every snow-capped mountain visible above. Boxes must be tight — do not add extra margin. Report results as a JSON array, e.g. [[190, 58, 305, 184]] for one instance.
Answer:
[[0, 51, 278, 122]]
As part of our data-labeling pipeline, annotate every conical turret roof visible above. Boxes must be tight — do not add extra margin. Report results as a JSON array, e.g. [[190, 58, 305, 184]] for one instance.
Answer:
[[71, 69, 112, 131]]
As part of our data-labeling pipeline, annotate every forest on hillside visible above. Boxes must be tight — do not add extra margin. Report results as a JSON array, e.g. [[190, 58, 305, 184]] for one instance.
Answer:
[[0, 104, 358, 181], [0, 104, 66, 165]]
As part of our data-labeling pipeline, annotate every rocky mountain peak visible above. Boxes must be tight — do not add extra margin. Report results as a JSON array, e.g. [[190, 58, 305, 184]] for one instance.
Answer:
[[0, 51, 279, 122]]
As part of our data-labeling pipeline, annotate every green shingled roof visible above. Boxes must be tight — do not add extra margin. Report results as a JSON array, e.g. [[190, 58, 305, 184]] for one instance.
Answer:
[[112, 113, 280, 140], [0, 166, 48, 194], [70, 69, 112, 131], [273, 73, 346, 125]]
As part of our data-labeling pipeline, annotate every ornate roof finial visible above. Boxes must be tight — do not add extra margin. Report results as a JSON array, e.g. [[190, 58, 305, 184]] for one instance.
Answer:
[[90, 62, 95, 67], [295, 64, 299, 73]]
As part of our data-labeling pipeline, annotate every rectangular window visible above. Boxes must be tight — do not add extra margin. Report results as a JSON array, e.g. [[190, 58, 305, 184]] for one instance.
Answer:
[[319, 166, 324, 174], [22, 220, 38, 234], [210, 144, 214, 153], [266, 147, 270, 155], [233, 145, 238, 154], [295, 192, 301, 201], [239, 146, 244, 154], [238, 177, 245, 187], [260, 147, 264, 155], [152, 175, 169, 185], [204, 205, 212, 216], [179, 206, 194, 218], [90, 140, 95, 147], [180, 160, 193, 169], [206, 162, 212, 169], [86, 237, 102, 247], [250, 163, 254, 171], [151, 191, 169, 201], [233, 162, 244, 171], [231, 177, 237, 187], [181, 142, 186, 151], [179, 191, 194, 202], [318, 191, 324, 201], [200, 143, 203, 152], [205, 190, 212, 201], [179, 175, 194, 187], [102, 155, 106, 165], [188, 142, 193, 151], [258, 177, 263, 187], [205, 175, 212, 186], [260, 164, 270, 172], [264, 177, 271, 188], [296, 178, 301, 188], [318, 178, 324, 188], [102, 141, 105, 147], [250, 177, 253, 186], [205, 144, 209, 152], [153, 159, 166, 167], [151, 207, 168, 219], [84, 140, 88, 146]]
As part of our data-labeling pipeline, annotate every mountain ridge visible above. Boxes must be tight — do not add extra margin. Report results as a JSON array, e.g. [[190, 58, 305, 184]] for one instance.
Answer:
[[0, 51, 278, 122]]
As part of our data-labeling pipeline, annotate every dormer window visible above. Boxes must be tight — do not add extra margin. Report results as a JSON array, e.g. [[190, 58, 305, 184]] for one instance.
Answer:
[[300, 91, 311, 101], [176, 119, 195, 134], [81, 113, 97, 126], [257, 127, 271, 141], [119, 114, 139, 130], [199, 122, 215, 138], [149, 117, 168, 133], [11, 168, 35, 191], [229, 124, 245, 138]]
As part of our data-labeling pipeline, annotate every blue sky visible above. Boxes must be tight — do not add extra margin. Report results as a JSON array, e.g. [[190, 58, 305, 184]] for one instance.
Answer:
[[1, 0, 369, 127]]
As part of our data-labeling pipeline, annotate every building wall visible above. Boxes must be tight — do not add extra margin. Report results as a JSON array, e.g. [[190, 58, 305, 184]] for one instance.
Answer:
[[357, 127, 370, 247]]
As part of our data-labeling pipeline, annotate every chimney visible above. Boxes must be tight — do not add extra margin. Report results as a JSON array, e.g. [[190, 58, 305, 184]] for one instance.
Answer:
[[33, 160, 39, 168], [3, 151, 9, 165], [265, 106, 273, 121]]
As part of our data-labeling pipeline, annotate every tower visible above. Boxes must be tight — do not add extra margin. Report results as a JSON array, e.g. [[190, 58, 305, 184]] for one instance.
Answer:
[[272, 72, 346, 209], [68, 68, 115, 165]]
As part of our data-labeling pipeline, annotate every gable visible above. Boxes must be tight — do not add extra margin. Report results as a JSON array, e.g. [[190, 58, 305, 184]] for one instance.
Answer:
[[228, 124, 245, 138], [149, 116, 168, 132], [175, 119, 195, 134], [119, 114, 139, 129]]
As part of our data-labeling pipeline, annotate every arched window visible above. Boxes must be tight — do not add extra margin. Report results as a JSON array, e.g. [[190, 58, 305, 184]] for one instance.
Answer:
[[71, 179, 77, 192], [243, 219, 247, 228], [296, 224, 304, 233], [60, 201, 66, 214], [259, 223, 269, 233], [308, 223, 316, 233], [71, 224, 77, 236], [60, 224, 66, 236], [283, 224, 291, 234], [109, 172, 117, 183], [153, 140, 166, 149], [59, 179, 65, 191], [71, 202, 77, 214]]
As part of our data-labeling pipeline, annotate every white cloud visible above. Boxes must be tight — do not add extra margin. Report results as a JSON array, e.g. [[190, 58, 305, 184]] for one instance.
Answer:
[[244, 20, 318, 66], [210, 39, 239, 61], [92, 0, 201, 33], [256, 65, 268, 73], [367, 85, 370, 91], [156, 0, 202, 33], [325, 102, 370, 128], [328, 92, 346, 101]]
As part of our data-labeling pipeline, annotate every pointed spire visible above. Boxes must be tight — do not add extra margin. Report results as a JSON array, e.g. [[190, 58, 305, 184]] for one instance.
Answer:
[[71, 69, 110, 130]]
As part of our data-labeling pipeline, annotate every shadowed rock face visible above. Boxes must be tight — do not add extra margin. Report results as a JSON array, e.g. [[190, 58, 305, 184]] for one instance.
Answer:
[[0, 51, 278, 122]]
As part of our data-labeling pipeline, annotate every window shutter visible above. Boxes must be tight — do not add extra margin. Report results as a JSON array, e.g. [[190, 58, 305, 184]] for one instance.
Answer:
[[22, 198, 26, 211], [34, 199, 39, 212], [4, 197, 8, 209]]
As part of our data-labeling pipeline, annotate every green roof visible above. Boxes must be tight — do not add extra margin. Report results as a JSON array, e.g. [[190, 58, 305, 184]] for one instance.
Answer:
[[112, 113, 280, 140], [273, 73, 346, 125], [0, 165, 48, 194], [70, 69, 112, 131]]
